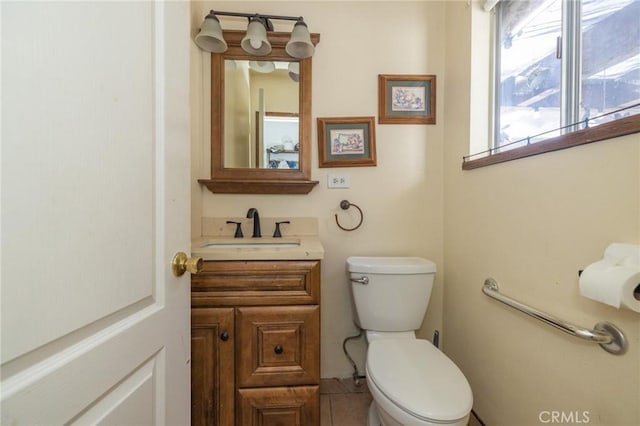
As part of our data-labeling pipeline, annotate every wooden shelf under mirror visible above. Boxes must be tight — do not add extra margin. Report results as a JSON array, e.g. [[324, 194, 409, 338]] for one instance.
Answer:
[[199, 30, 320, 195], [199, 178, 318, 195]]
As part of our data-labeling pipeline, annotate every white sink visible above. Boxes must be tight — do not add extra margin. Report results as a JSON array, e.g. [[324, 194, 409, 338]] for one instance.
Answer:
[[201, 239, 300, 249]]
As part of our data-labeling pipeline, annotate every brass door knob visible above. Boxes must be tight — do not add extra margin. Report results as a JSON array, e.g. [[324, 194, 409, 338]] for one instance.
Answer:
[[171, 252, 203, 277]]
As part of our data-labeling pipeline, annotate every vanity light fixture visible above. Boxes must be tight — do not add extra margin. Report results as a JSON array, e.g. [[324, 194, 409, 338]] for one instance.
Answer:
[[248, 60, 276, 73], [195, 10, 315, 59], [288, 62, 300, 82]]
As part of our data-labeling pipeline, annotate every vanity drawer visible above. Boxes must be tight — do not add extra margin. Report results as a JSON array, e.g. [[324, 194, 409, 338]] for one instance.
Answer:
[[191, 260, 320, 306], [236, 386, 319, 425], [236, 305, 320, 388]]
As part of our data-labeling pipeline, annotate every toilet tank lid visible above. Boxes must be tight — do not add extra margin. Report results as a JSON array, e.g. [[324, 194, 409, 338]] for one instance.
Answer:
[[347, 256, 436, 274]]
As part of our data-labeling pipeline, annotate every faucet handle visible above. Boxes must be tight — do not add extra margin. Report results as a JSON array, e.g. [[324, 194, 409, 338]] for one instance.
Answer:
[[226, 221, 244, 238], [273, 221, 290, 238]]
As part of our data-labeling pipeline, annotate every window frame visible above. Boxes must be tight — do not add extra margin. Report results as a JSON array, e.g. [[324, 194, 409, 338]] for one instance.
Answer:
[[463, 113, 640, 169], [463, 0, 640, 170]]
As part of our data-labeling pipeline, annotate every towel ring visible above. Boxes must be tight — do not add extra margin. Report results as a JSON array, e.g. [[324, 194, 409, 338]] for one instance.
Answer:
[[335, 200, 364, 231]]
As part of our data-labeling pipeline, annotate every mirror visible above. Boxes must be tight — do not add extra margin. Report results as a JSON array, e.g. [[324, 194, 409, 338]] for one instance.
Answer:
[[224, 60, 299, 169], [199, 30, 320, 194]]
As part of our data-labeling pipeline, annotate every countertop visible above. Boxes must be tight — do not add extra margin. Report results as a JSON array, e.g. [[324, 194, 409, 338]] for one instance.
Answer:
[[191, 235, 325, 261]]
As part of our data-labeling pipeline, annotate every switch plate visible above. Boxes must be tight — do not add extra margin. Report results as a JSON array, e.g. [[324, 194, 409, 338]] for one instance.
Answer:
[[328, 174, 350, 189]]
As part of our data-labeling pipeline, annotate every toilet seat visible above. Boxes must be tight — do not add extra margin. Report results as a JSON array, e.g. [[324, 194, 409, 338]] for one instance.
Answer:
[[366, 339, 472, 424]]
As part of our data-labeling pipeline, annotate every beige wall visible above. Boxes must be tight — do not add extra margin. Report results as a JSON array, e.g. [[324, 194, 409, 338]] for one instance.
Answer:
[[224, 66, 251, 167], [190, 1, 446, 378], [250, 70, 298, 115], [443, 2, 640, 426]]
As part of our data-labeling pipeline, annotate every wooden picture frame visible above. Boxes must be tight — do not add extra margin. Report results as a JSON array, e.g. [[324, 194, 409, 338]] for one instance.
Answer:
[[378, 74, 436, 124], [317, 117, 376, 168]]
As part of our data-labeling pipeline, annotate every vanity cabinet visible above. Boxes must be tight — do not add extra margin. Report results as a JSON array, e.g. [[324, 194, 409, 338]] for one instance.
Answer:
[[191, 260, 321, 426]]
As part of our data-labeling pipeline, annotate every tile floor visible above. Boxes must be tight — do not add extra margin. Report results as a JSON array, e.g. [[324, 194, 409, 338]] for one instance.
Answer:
[[320, 378, 483, 426], [320, 378, 373, 426]]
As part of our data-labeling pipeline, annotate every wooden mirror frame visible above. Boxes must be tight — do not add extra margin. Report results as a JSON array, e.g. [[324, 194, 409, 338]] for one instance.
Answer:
[[199, 30, 320, 194]]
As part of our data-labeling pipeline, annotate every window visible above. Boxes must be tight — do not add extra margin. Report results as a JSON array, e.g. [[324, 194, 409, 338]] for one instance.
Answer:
[[463, 0, 640, 169]]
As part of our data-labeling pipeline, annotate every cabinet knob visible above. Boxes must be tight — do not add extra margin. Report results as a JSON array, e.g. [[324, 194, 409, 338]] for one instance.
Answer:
[[220, 331, 229, 341], [274, 344, 284, 354]]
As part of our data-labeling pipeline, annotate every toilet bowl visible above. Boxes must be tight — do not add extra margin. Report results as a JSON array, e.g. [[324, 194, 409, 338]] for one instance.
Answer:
[[346, 256, 473, 426], [365, 338, 472, 426]]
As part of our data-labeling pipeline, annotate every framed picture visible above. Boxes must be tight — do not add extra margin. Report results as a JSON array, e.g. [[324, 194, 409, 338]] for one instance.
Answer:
[[317, 117, 376, 168], [378, 74, 436, 124]]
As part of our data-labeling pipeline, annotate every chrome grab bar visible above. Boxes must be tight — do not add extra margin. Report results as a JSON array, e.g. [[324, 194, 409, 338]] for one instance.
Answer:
[[482, 278, 628, 355]]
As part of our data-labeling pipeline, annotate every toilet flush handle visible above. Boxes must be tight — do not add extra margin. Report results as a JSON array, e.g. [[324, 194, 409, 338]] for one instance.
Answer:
[[350, 276, 369, 285]]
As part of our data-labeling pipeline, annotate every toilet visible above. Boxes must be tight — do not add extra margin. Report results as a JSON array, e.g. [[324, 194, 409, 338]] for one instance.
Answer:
[[347, 256, 473, 426]]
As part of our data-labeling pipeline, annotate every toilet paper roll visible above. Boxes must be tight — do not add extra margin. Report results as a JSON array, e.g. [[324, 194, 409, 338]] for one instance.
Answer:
[[604, 243, 640, 266], [578, 259, 640, 313]]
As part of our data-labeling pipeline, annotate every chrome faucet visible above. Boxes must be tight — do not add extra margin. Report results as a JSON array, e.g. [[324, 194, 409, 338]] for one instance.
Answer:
[[246, 208, 261, 238]]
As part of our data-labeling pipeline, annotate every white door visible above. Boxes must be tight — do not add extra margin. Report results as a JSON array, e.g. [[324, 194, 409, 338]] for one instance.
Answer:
[[1, 1, 191, 424]]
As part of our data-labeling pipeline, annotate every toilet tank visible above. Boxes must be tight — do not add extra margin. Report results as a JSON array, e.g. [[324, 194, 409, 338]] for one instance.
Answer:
[[347, 256, 436, 332]]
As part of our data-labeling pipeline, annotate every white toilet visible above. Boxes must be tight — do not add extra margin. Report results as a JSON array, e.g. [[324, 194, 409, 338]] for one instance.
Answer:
[[347, 256, 473, 426]]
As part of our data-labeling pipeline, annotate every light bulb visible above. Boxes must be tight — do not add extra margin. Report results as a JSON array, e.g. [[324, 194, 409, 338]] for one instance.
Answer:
[[250, 38, 262, 50]]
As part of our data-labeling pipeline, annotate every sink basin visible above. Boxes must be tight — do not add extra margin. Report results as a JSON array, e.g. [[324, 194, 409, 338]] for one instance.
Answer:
[[201, 239, 300, 249]]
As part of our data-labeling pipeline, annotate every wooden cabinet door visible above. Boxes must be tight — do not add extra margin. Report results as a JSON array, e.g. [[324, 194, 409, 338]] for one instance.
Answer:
[[236, 306, 320, 388], [237, 386, 319, 425], [192, 308, 235, 426]]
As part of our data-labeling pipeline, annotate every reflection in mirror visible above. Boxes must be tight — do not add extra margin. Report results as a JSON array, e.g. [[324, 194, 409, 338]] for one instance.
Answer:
[[224, 60, 299, 169], [259, 112, 299, 169]]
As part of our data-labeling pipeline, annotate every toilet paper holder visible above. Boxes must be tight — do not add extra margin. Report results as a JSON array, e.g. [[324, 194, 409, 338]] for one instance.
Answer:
[[482, 278, 628, 355]]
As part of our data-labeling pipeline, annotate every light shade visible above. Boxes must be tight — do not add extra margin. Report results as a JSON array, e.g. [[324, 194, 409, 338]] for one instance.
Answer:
[[195, 14, 227, 53], [285, 21, 315, 59], [249, 61, 275, 73], [241, 17, 272, 56], [288, 62, 300, 82]]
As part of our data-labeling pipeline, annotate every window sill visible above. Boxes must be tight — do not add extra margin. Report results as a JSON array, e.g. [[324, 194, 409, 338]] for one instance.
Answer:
[[462, 114, 640, 170]]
